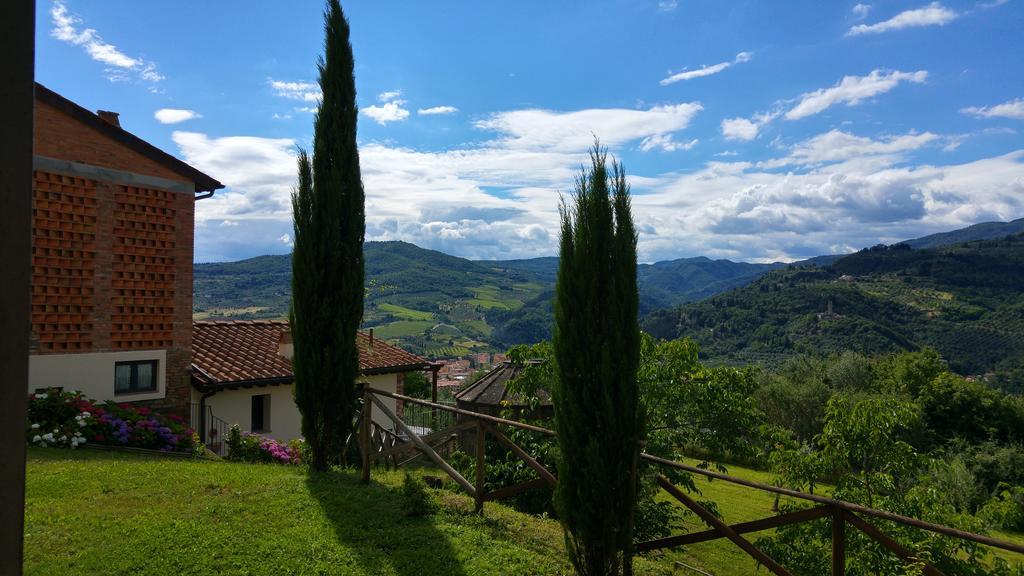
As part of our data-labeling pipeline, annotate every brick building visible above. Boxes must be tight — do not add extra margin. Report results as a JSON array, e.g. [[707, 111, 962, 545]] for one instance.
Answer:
[[26, 83, 222, 415]]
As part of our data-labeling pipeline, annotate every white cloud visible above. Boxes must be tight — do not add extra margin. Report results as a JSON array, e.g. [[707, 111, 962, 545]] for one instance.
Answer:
[[475, 102, 702, 152], [418, 105, 460, 115], [721, 111, 779, 141], [378, 90, 403, 102], [278, 234, 292, 245], [660, 52, 753, 85], [762, 129, 939, 168], [269, 79, 320, 102], [154, 108, 202, 124], [362, 100, 411, 125], [272, 113, 292, 120], [51, 1, 162, 85], [657, 0, 679, 12], [847, 2, 957, 36], [961, 98, 1024, 120], [852, 4, 872, 18], [785, 69, 928, 120], [640, 134, 698, 152], [177, 97, 1024, 263]]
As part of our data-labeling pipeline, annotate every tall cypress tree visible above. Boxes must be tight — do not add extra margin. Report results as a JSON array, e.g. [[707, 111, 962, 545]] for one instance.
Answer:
[[553, 143, 643, 575], [290, 0, 365, 472]]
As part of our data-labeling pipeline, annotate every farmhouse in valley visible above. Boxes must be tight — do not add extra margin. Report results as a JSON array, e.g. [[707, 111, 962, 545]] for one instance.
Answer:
[[27, 83, 222, 415]]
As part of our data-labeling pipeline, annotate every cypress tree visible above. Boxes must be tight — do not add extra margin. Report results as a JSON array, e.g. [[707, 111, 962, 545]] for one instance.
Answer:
[[290, 0, 365, 472], [553, 143, 643, 576]]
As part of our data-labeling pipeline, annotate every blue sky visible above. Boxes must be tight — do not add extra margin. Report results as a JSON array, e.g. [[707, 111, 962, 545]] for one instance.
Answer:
[[36, 0, 1024, 263]]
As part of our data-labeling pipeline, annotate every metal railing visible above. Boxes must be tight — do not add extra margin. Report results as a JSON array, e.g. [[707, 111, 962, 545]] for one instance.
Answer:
[[190, 403, 231, 457]]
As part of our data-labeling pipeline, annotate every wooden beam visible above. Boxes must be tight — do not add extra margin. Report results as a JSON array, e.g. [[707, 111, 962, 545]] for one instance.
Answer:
[[635, 506, 832, 552], [832, 508, 845, 576], [371, 420, 476, 461], [657, 475, 794, 576], [369, 393, 476, 497], [475, 419, 486, 514], [641, 453, 1024, 556], [843, 512, 946, 576], [481, 422, 557, 487], [483, 478, 550, 502], [360, 387, 371, 484], [369, 388, 556, 436]]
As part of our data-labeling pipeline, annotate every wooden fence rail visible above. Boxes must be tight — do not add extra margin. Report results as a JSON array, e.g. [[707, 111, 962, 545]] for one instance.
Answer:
[[359, 386, 1024, 576]]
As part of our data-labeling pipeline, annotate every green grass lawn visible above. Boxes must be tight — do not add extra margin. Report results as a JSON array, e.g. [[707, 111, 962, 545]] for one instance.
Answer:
[[24, 448, 674, 576]]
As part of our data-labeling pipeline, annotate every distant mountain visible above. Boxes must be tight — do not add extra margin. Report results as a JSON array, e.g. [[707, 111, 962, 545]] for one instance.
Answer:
[[641, 233, 1024, 389], [903, 218, 1024, 250], [194, 218, 1024, 360]]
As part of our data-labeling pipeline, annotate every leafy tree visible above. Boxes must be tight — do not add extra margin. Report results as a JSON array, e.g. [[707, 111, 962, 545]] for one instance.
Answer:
[[402, 370, 431, 399], [290, 0, 365, 472], [552, 144, 643, 576]]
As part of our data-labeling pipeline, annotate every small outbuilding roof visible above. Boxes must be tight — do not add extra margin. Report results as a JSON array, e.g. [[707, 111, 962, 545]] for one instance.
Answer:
[[454, 360, 552, 409], [191, 320, 430, 390]]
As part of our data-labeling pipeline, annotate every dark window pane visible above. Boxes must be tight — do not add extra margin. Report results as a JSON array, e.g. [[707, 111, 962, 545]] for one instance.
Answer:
[[115, 364, 133, 393], [136, 362, 155, 391]]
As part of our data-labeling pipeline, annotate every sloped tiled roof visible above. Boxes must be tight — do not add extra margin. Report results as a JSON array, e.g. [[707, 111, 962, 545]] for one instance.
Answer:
[[191, 320, 429, 388], [455, 360, 552, 409]]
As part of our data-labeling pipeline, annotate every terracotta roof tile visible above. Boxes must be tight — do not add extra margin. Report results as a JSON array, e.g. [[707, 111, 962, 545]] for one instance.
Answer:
[[191, 320, 429, 387]]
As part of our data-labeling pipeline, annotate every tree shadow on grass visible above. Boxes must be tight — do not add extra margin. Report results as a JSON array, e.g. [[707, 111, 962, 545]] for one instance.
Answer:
[[306, 469, 469, 576]]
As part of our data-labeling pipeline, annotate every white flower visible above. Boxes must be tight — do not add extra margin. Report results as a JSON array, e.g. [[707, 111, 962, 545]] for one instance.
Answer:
[[42, 433, 54, 441], [39, 442, 47, 448], [32, 435, 41, 443], [31, 423, 40, 429], [36, 393, 48, 399], [78, 421, 86, 427], [60, 435, 67, 441], [82, 411, 91, 417]]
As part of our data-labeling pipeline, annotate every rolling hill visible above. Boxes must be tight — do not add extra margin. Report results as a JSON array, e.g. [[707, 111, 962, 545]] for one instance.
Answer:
[[641, 233, 1024, 390], [194, 218, 1024, 361]]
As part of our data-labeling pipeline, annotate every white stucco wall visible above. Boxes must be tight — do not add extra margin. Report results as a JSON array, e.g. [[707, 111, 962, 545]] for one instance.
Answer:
[[28, 350, 167, 402], [201, 373, 400, 442]]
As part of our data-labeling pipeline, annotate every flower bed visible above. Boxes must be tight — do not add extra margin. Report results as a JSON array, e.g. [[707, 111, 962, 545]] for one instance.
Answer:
[[225, 425, 305, 465], [27, 389, 199, 454]]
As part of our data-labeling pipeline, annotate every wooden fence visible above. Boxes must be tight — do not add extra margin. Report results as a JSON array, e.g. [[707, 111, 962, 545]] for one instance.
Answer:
[[358, 385, 1024, 576]]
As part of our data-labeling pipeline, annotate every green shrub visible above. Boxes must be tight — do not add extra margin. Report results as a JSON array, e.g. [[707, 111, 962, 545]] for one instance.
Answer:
[[400, 473, 435, 517]]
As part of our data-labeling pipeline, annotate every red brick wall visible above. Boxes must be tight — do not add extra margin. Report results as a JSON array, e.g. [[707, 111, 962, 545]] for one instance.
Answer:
[[31, 97, 197, 415], [34, 100, 189, 184]]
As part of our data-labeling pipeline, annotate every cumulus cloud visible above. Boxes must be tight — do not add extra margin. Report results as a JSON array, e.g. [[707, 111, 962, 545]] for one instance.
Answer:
[[660, 52, 753, 85], [268, 79, 320, 102], [785, 69, 928, 120], [51, 1, 163, 85], [657, 0, 679, 12], [154, 108, 202, 124], [418, 105, 460, 115], [475, 102, 702, 152], [378, 90, 402, 102], [847, 2, 957, 36], [961, 98, 1024, 120], [362, 100, 411, 125], [852, 4, 872, 18], [176, 102, 1024, 263], [721, 111, 779, 141]]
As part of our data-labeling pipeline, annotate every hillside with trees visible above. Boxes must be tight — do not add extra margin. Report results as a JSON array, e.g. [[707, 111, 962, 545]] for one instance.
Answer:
[[642, 233, 1024, 392]]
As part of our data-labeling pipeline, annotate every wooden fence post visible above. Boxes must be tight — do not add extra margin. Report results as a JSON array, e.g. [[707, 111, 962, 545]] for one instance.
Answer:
[[361, 385, 371, 484], [832, 507, 845, 576], [475, 419, 486, 514]]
